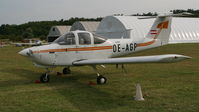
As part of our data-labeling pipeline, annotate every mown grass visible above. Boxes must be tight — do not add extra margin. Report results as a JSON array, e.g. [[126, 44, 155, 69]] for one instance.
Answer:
[[0, 44, 199, 112]]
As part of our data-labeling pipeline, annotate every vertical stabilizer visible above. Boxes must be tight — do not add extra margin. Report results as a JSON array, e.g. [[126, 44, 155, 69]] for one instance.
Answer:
[[145, 16, 172, 45]]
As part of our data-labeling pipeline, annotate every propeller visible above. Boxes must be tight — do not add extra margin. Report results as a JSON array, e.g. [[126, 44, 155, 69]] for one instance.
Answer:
[[27, 49, 33, 56]]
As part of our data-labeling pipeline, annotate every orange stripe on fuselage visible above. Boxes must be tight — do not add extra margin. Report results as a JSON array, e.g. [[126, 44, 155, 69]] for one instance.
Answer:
[[67, 46, 112, 51], [137, 40, 156, 47], [32, 46, 113, 54]]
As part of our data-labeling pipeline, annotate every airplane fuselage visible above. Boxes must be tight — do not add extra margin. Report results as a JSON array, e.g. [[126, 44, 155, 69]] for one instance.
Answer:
[[19, 31, 161, 67]]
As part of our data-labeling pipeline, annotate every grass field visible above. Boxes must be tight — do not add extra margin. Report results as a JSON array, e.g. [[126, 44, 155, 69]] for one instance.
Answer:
[[0, 44, 199, 112]]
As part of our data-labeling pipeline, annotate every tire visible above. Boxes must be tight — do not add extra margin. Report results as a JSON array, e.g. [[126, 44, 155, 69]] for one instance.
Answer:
[[63, 68, 71, 74], [97, 76, 107, 84], [40, 73, 50, 83]]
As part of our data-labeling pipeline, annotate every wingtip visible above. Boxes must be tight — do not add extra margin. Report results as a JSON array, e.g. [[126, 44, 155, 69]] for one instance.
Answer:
[[175, 55, 192, 61], [184, 56, 192, 59]]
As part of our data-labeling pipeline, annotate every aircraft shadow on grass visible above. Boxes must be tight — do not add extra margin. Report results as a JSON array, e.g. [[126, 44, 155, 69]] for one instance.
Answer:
[[1, 68, 127, 111], [49, 70, 128, 112]]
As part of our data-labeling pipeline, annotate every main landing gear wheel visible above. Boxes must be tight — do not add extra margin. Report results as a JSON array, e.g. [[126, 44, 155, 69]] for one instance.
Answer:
[[40, 73, 50, 83], [97, 76, 107, 84], [63, 67, 71, 74]]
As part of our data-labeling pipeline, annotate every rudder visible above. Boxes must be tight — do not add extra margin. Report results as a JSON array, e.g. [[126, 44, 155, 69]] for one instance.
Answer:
[[146, 16, 172, 45]]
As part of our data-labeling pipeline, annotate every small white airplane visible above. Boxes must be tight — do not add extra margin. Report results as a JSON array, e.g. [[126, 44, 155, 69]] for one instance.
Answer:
[[13, 39, 42, 47], [19, 13, 192, 84]]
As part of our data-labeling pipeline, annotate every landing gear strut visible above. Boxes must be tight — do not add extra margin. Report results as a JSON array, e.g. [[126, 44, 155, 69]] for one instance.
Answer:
[[63, 67, 71, 74], [40, 73, 50, 83], [92, 66, 107, 84]]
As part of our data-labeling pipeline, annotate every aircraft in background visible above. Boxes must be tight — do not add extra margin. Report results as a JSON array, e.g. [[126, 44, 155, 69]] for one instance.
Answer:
[[12, 39, 42, 47], [19, 13, 192, 84], [0, 44, 7, 48]]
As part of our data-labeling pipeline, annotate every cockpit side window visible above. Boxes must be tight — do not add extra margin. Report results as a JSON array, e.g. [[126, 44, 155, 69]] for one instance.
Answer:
[[54, 33, 75, 45], [78, 33, 91, 45], [93, 34, 107, 44]]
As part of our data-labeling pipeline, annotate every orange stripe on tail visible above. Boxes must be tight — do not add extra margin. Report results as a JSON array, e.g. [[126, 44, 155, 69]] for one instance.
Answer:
[[137, 40, 156, 47], [157, 21, 169, 29]]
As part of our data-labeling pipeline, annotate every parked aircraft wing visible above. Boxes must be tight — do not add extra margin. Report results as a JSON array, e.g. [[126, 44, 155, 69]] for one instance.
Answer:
[[73, 54, 191, 65]]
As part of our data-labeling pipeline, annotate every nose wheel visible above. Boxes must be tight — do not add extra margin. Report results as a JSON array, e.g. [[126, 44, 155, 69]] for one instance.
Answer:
[[92, 65, 107, 85], [97, 75, 107, 84], [40, 73, 50, 83]]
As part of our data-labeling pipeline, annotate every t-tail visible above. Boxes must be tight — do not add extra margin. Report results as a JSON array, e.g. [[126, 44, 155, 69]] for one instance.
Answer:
[[139, 12, 193, 46], [146, 16, 172, 45]]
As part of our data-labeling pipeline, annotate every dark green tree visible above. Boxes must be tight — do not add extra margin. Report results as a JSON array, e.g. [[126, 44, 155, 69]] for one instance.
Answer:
[[22, 27, 34, 38]]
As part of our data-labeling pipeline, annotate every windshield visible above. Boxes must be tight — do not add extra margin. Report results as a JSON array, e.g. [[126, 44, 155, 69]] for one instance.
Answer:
[[53, 33, 75, 45]]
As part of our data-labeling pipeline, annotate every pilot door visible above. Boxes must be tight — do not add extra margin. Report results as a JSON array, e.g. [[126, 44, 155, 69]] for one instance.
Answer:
[[54, 32, 77, 66], [76, 32, 94, 60]]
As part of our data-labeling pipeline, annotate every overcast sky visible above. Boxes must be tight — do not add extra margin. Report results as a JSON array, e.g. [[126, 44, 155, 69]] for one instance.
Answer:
[[0, 0, 198, 25]]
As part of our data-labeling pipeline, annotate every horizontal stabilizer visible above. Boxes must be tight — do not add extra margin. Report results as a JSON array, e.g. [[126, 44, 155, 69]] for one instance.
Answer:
[[73, 54, 191, 65], [138, 12, 194, 19]]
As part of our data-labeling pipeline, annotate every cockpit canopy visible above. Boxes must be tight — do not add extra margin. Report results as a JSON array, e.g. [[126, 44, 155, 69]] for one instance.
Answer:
[[53, 31, 107, 45]]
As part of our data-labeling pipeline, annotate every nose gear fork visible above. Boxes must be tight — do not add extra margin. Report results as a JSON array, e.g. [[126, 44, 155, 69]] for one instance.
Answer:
[[40, 68, 51, 83], [91, 65, 107, 84]]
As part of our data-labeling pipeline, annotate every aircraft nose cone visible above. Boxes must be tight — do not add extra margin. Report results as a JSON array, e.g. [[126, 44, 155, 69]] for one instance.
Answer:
[[18, 48, 32, 57], [18, 49, 28, 56]]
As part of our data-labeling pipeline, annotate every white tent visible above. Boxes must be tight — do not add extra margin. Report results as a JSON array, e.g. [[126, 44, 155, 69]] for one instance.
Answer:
[[70, 21, 100, 32], [96, 16, 199, 43], [47, 26, 71, 43]]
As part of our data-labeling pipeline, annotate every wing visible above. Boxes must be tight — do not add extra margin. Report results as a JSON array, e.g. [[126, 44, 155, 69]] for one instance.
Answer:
[[73, 54, 191, 65]]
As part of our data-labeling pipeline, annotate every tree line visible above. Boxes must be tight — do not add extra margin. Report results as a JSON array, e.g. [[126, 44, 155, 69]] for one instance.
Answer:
[[0, 9, 199, 41], [0, 17, 102, 41], [132, 9, 199, 16]]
